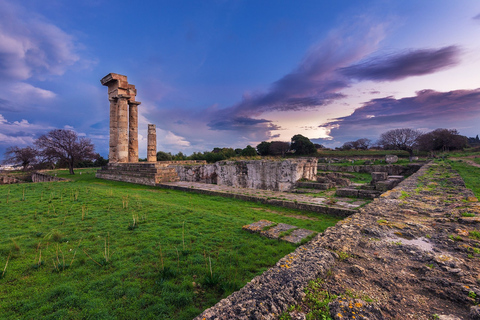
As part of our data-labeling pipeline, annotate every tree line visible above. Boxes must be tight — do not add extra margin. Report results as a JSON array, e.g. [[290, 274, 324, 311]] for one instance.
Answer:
[[2, 129, 101, 174], [341, 128, 472, 157], [4, 127, 477, 172]]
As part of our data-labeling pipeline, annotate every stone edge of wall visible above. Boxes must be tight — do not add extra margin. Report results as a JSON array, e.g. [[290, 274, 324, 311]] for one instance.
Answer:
[[156, 183, 355, 218], [192, 162, 428, 320]]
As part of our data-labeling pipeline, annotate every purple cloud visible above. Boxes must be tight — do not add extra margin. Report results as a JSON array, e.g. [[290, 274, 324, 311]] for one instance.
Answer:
[[474, 13, 480, 21], [339, 46, 460, 81], [0, 1, 79, 83], [207, 22, 386, 131], [321, 88, 480, 142]]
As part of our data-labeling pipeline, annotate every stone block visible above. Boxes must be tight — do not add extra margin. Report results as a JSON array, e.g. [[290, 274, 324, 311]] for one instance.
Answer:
[[336, 188, 359, 197], [371, 172, 388, 183], [358, 189, 382, 199], [385, 155, 398, 164], [375, 180, 396, 191]]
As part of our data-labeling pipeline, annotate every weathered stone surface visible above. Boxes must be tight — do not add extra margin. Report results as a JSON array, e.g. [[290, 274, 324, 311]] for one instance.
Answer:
[[336, 188, 359, 197], [174, 158, 318, 191], [317, 164, 421, 176], [101, 73, 141, 163], [31, 172, 66, 183], [216, 158, 317, 191], [96, 162, 179, 186], [375, 179, 396, 191], [128, 101, 140, 163], [0, 175, 23, 184], [371, 171, 388, 183], [385, 154, 399, 163], [172, 164, 217, 184], [358, 189, 382, 199], [282, 228, 315, 244], [147, 124, 156, 162], [260, 223, 297, 239], [194, 244, 335, 320]]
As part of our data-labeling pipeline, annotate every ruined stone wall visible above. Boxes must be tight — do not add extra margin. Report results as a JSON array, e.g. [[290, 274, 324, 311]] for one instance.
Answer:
[[172, 164, 217, 184], [31, 172, 65, 183], [0, 175, 22, 184], [317, 163, 421, 175], [173, 158, 317, 191]]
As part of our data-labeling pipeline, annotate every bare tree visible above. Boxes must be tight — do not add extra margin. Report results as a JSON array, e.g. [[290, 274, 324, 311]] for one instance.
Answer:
[[3, 146, 39, 171], [35, 129, 97, 175], [377, 128, 421, 157]]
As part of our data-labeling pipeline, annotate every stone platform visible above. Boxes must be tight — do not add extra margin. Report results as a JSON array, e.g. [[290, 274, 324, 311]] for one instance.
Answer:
[[242, 220, 316, 244], [96, 162, 179, 186], [157, 181, 365, 217]]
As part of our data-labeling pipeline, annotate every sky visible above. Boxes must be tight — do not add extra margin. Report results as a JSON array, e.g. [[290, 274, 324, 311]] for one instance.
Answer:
[[1, 0, 480, 159]]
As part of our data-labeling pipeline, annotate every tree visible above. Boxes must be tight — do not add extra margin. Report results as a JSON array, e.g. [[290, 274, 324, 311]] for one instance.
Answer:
[[256, 141, 271, 156], [269, 141, 290, 157], [3, 146, 39, 171], [417, 128, 467, 152], [157, 151, 173, 161], [241, 145, 257, 156], [35, 129, 96, 175], [377, 128, 421, 157], [341, 138, 371, 150], [290, 134, 316, 155]]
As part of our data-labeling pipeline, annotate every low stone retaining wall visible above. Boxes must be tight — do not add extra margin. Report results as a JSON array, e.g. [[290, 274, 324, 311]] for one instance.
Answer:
[[31, 172, 66, 183], [0, 175, 23, 184], [317, 163, 421, 175]]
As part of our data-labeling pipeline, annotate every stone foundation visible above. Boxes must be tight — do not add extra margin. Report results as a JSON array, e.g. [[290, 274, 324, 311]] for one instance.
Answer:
[[172, 158, 318, 191], [96, 162, 179, 186]]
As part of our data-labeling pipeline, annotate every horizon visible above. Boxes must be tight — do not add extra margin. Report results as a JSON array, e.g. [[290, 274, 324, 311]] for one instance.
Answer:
[[1, 0, 480, 160]]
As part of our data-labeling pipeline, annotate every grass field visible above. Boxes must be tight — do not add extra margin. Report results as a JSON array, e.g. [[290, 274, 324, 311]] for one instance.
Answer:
[[0, 169, 340, 319], [449, 160, 480, 197]]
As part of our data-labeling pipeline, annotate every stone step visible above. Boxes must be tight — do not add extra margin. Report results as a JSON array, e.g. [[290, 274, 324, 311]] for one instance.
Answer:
[[242, 220, 316, 244]]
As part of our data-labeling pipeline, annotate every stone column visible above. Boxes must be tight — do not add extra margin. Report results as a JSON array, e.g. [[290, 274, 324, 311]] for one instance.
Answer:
[[147, 124, 157, 162], [108, 98, 118, 163], [117, 95, 130, 163], [128, 101, 141, 163]]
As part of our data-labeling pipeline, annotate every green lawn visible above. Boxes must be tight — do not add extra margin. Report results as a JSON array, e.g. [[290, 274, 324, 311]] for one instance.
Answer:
[[0, 169, 340, 319], [449, 160, 480, 197]]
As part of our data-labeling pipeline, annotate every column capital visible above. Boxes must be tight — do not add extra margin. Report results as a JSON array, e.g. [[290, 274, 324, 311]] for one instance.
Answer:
[[117, 94, 131, 100], [128, 100, 141, 106]]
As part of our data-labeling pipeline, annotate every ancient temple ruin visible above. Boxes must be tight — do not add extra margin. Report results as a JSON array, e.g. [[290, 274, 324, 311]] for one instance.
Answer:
[[100, 73, 141, 163], [96, 73, 317, 190]]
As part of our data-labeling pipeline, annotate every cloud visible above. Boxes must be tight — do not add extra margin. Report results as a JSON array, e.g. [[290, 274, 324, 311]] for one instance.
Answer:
[[474, 13, 480, 21], [206, 20, 387, 132], [339, 46, 460, 81], [0, 0, 79, 83], [0, 113, 54, 146], [321, 88, 480, 141], [205, 21, 459, 140]]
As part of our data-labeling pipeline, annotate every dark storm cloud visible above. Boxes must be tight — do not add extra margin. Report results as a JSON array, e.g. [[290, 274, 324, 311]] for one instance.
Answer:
[[321, 88, 480, 141], [339, 46, 460, 81], [208, 117, 280, 131]]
